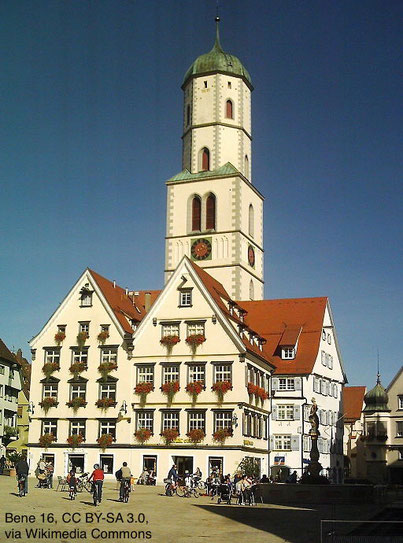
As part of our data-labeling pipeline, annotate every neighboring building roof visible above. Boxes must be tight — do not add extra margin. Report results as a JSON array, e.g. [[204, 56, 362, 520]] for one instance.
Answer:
[[0, 338, 19, 365], [183, 20, 252, 88], [343, 386, 366, 422], [88, 269, 161, 334], [386, 366, 403, 392], [239, 297, 328, 375]]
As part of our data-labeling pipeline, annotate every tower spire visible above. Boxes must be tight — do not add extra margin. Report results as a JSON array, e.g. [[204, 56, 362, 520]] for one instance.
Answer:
[[376, 348, 381, 384], [214, 5, 222, 51]]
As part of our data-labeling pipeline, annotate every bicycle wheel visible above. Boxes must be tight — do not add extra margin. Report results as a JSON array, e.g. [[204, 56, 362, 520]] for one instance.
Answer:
[[175, 485, 186, 497], [192, 489, 200, 498], [84, 481, 92, 493], [197, 480, 206, 491]]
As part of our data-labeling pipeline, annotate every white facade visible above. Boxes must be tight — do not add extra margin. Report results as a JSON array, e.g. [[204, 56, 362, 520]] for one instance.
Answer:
[[0, 340, 23, 454]]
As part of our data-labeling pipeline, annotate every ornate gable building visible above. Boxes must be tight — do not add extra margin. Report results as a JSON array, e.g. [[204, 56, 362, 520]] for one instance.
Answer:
[[27, 20, 346, 481]]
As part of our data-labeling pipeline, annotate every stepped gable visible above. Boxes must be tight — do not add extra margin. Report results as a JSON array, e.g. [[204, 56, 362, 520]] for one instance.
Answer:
[[238, 297, 328, 375], [89, 269, 161, 333], [343, 386, 366, 422]]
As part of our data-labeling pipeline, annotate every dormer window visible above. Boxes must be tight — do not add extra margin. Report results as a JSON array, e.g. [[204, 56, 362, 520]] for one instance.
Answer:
[[282, 347, 295, 360], [179, 289, 192, 307], [80, 287, 93, 307]]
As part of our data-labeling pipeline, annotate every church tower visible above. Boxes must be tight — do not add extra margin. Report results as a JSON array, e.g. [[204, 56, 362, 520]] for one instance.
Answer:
[[165, 18, 264, 301]]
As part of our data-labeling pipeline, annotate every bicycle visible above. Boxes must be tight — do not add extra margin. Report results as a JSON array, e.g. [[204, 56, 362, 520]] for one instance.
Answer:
[[18, 475, 26, 497], [176, 483, 199, 498], [77, 473, 92, 493], [120, 479, 131, 503], [164, 478, 175, 496], [69, 485, 77, 500]]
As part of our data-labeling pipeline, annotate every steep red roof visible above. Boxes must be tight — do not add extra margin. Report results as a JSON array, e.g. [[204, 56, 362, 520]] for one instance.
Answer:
[[0, 338, 20, 366], [239, 297, 328, 375], [343, 386, 366, 422], [88, 269, 161, 334]]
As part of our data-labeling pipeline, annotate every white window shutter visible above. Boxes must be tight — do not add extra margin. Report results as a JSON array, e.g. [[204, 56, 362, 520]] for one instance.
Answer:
[[272, 378, 279, 391], [291, 435, 299, 451], [271, 405, 277, 421], [295, 377, 302, 390], [269, 435, 275, 450], [293, 405, 301, 420]]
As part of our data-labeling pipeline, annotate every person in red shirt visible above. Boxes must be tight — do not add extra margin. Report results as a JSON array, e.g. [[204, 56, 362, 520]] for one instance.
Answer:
[[88, 464, 104, 503]]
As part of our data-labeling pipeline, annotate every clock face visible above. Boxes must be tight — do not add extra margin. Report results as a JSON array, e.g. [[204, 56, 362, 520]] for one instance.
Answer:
[[248, 245, 255, 267], [191, 238, 212, 260]]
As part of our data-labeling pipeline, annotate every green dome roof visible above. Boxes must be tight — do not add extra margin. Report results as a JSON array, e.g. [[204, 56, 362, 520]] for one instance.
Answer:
[[363, 374, 390, 412], [183, 18, 252, 87]]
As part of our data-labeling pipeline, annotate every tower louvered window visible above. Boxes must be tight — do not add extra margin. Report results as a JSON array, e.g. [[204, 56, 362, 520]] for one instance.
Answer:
[[201, 148, 210, 171], [192, 196, 201, 231], [206, 194, 216, 230]]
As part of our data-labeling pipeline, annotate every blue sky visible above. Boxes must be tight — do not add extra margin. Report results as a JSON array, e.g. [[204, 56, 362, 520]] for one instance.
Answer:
[[0, 1, 401, 389]]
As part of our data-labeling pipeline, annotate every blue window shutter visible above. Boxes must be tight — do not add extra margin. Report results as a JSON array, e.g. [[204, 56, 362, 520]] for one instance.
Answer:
[[272, 378, 279, 391], [295, 377, 302, 390]]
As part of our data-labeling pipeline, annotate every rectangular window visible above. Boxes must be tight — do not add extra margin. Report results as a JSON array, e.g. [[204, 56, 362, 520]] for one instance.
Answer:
[[179, 290, 192, 307], [303, 435, 312, 452], [137, 411, 153, 432], [0, 365, 5, 375], [99, 420, 116, 439], [187, 321, 205, 336], [137, 365, 154, 384], [277, 405, 294, 421], [72, 348, 88, 367], [42, 384, 58, 399], [69, 420, 86, 439], [188, 411, 205, 431], [396, 421, 403, 437], [42, 420, 57, 438], [328, 354, 333, 369], [398, 396, 403, 410], [214, 364, 232, 383], [188, 364, 205, 384], [321, 350, 327, 366], [282, 348, 295, 359], [274, 434, 291, 451], [162, 365, 179, 384], [79, 322, 90, 334], [99, 382, 116, 400], [162, 323, 180, 337], [70, 383, 86, 400], [0, 386, 3, 398], [80, 292, 92, 307], [100, 455, 114, 474], [44, 349, 60, 365], [214, 411, 232, 432], [278, 378, 295, 391], [100, 347, 118, 365], [162, 411, 179, 431]]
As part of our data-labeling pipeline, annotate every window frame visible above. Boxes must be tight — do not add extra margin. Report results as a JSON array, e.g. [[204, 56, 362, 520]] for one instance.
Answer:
[[69, 419, 86, 440], [99, 420, 116, 440]]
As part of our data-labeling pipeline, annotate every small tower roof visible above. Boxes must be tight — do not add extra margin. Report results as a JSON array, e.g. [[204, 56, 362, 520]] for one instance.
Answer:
[[363, 373, 390, 413], [183, 17, 252, 88]]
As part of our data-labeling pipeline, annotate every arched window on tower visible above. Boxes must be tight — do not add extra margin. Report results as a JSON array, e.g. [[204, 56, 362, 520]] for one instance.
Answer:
[[248, 204, 254, 238], [201, 148, 210, 171], [206, 194, 216, 230], [249, 280, 255, 301], [192, 196, 201, 231], [244, 155, 249, 179], [186, 104, 191, 126], [226, 99, 233, 119]]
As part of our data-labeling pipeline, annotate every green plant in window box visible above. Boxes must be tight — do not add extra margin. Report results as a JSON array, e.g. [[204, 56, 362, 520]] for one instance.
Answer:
[[97, 433, 113, 451], [39, 396, 58, 413], [212, 428, 231, 445], [66, 396, 87, 411], [97, 330, 110, 345], [76, 331, 88, 348], [42, 362, 59, 379], [161, 428, 179, 445], [161, 381, 180, 404], [54, 331, 66, 346], [185, 381, 204, 403], [69, 362, 86, 378], [212, 380, 232, 403], [135, 382, 153, 407], [187, 428, 205, 444], [98, 362, 118, 381], [134, 428, 152, 444], [185, 334, 206, 354], [95, 397, 115, 409], [38, 433, 55, 450], [66, 434, 84, 450]]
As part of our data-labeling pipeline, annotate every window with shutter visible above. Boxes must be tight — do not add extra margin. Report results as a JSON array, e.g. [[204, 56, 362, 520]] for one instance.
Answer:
[[293, 405, 301, 420], [295, 377, 302, 390], [192, 197, 201, 231], [206, 194, 216, 230], [271, 405, 277, 420], [291, 435, 299, 451]]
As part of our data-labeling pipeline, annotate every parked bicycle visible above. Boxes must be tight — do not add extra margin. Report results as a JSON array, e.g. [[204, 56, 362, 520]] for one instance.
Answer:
[[77, 473, 92, 493], [18, 474, 27, 497], [176, 484, 199, 498], [121, 479, 131, 503]]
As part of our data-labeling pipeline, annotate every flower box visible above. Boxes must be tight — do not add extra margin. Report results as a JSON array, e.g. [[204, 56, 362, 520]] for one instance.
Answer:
[[76, 331, 88, 347], [67, 397, 87, 410], [161, 381, 180, 403], [187, 428, 205, 444], [134, 428, 152, 444], [161, 428, 179, 444], [135, 382, 154, 395], [98, 362, 118, 380], [247, 383, 258, 396], [39, 433, 55, 449], [39, 397, 58, 411], [186, 381, 204, 401], [212, 428, 231, 445], [97, 330, 110, 344], [69, 362, 87, 377], [54, 331, 66, 345], [185, 334, 206, 352], [160, 335, 180, 347], [95, 397, 115, 409], [212, 380, 232, 402], [42, 362, 59, 379], [67, 434, 84, 449], [247, 383, 268, 402], [97, 433, 113, 450]]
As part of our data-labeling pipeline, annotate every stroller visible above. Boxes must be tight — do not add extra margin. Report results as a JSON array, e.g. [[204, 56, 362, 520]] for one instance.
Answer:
[[217, 483, 232, 504]]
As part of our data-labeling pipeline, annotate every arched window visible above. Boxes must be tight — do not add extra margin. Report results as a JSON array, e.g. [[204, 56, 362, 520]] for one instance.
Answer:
[[244, 155, 249, 178], [186, 104, 191, 126], [201, 148, 210, 171], [249, 280, 254, 301], [248, 204, 254, 238], [226, 99, 233, 119], [206, 194, 216, 230], [192, 196, 201, 231]]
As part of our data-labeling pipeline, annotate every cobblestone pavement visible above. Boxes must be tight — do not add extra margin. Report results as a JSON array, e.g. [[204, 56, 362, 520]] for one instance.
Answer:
[[0, 476, 381, 543]]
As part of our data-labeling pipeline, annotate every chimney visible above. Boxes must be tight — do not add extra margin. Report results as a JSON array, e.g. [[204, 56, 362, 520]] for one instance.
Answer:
[[144, 292, 152, 313]]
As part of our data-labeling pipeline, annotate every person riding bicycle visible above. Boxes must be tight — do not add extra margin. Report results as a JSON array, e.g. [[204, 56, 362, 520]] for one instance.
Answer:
[[16, 454, 29, 496], [119, 462, 132, 501], [167, 464, 178, 489], [88, 464, 104, 503]]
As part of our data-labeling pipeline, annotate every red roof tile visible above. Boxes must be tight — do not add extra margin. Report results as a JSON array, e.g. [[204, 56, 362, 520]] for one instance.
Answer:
[[343, 386, 366, 421], [0, 338, 20, 365], [88, 269, 161, 334]]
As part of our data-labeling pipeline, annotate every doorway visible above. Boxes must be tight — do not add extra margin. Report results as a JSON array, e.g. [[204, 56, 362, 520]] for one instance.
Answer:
[[172, 456, 193, 477], [68, 454, 85, 474], [208, 456, 223, 476], [143, 455, 157, 476]]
